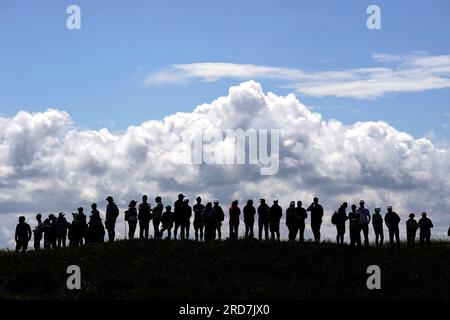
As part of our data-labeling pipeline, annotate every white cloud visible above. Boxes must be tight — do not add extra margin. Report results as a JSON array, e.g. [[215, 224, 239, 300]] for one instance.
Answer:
[[144, 52, 450, 99], [1, 81, 450, 248]]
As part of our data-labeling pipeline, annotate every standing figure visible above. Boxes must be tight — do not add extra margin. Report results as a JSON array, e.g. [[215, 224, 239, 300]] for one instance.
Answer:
[[295, 201, 307, 242], [372, 207, 384, 248], [44, 214, 57, 249], [182, 198, 192, 240], [88, 203, 105, 243], [55, 212, 69, 248], [286, 201, 298, 241], [269, 200, 282, 241], [257, 199, 270, 241], [203, 202, 216, 241], [213, 200, 225, 240], [153, 196, 163, 238], [33, 213, 44, 250], [138, 195, 152, 240], [229, 200, 241, 240], [406, 213, 418, 248], [160, 205, 174, 239], [173, 194, 185, 240], [348, 205, 361, 247], [385, 206, 401, 249], [193, 197, 205, 241], [243, 200, 256, 239], [15, 216, 32, 253], [418, 212, 433, 249], [105, 196, 119, 242], [335, 202, 348, 245], [307, 197, 324, 244], [125, 200, 138, 240], [357, 200, 371, 247]]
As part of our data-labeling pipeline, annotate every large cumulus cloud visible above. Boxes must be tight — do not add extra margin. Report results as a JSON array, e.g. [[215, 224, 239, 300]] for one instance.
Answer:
[[1, 81, 449, 247]]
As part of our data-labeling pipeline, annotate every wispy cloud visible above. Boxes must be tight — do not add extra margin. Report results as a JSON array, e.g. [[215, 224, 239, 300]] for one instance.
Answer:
[[144, 52, 450, 99]]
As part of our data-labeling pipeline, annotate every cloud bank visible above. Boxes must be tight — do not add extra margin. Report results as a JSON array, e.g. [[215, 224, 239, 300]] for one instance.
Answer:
[[1, 81, 449, 247], [145, 52, 450, 99]]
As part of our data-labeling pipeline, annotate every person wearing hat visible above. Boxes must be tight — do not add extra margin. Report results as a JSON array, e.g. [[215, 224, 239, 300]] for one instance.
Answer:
[[15, 216, 32, 253], [385, 206, 401, 249], [55, 212, 69, 248], [257, 199, 270, 241], [160, 205, 174, 239], [173, 194, 185, 240], [286, 201, 298, 241], [295, 201, 307, 242], [152, 196, 164, 239], [356, 200, 371, 248], [406, 213, 418, 248], [243, 200, 256, 239], [372, 207, 384, 248], [105, 196, 119, 242], [307, 197, 324, 244], [229, 200, 241, 240], [269, 199, 282, 241], [138, 195, 152, 240], [125, 200, 138, 239], [213, 200, 225, 240], [33, 213, 44, 250], [418, 212, 433, 249], [193, 196, 206, 241]]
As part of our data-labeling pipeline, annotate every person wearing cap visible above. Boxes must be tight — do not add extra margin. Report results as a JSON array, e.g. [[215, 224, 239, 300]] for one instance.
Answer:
[[213, 200, 225, 240], [356, 200, 371, 248], [286, 201, 298, 241], [418, 212, 433, 249], [138, 195, 152, 240], [203, 202, 216, 241], [372, 207, 384, 248], [15, 216, 32, 253], [43, 214, 57, 249], [152, 196, 164, 238], [55, 212, 69, 248], [229, 200, 241, 240], [385, 206, 401, 249], [257, 199, 270, 241], [182, 198, 192, 240], [335, 202, 348, 245], [125, 200, 138, 239], [105, 196, 119, 242], [269, 200, 282, 241], [33, 213, 44, 250], [348, 204, 361, 247], [160, 205, 174, 239], [295, 201, 307, 242], [193, 196, 206, 241], [406, 213, 418, 248], [173, 194, 185, 240], [243, 200, 256, 239], [307, 197, 324, 244]]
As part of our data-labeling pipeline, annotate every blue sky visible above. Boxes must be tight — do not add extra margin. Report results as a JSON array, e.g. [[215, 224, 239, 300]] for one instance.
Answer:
[[1, 0, 450, 138]]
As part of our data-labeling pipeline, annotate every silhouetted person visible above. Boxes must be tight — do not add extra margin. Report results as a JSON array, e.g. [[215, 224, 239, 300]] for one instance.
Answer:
[[193, 196, 205, 241], [257, 199, 269, 241], [307, 197, 324, 244], [213, 200, 225, 240], [182, 198, 192, 240], [138, 195, 152, 240], [286, 201, 298, 241], [269, 200, 282, 241], [406, 213, 418, 248], [43, 214, 57, 249], [204, 202, 216, 241], [160, 205, 174, 239], [153, 196, 163, 238], [418, 212, 433, 249], [295, 201, 307, 242], [229, 200, 240, 240], [55, 212, 69, 248], [88, 203, 105, 243], [385, 206, 401, 249], [72, 208, 88, 246], [335, 202, 348, 245], [125, 200, 138, 239], [105, 196, 119, 242], [243, 200, 256, 239], [357, 200, 371, 247], [372, 207, 384, 248], [15, 216, 31, 253], [173, 194, 185, 240], [33, 213, 44, 250], [348, 205, 361, 247]]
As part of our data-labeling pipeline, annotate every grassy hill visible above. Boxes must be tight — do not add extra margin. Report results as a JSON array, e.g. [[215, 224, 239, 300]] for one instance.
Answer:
[[0, 239, 449, 300]]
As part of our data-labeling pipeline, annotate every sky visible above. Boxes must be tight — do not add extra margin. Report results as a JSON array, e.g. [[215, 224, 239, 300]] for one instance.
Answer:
[[1, 0, 450, 248]]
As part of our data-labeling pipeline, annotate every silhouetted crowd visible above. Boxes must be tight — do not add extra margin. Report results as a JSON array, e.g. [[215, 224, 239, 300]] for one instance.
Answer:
[[14, 194, 444, 253]]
